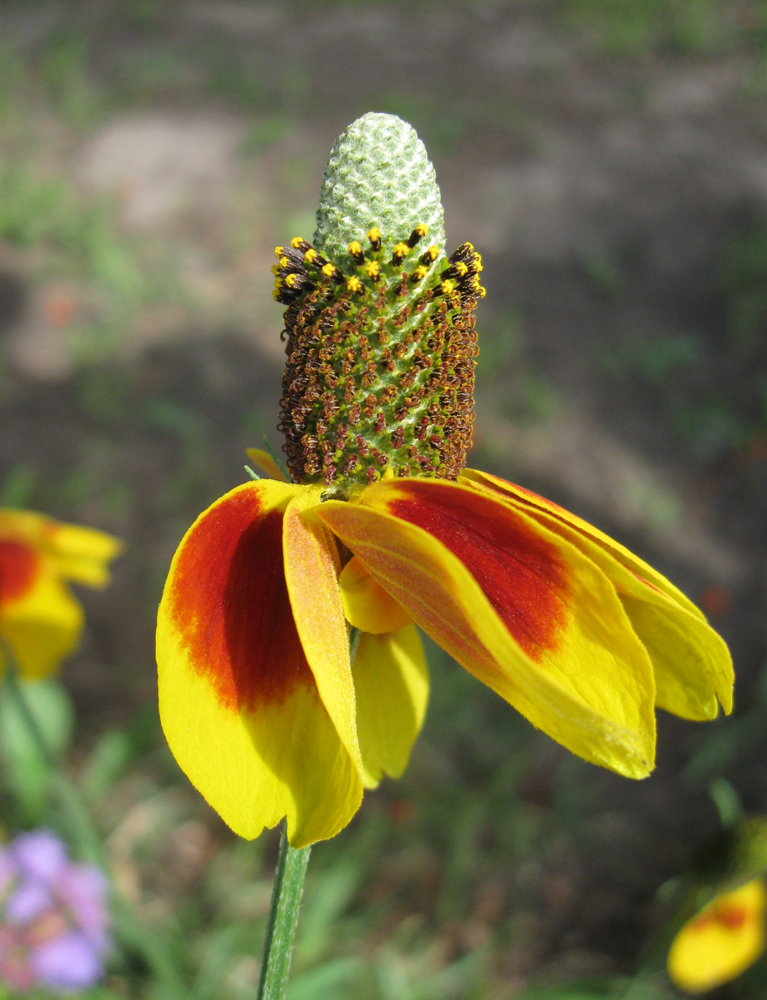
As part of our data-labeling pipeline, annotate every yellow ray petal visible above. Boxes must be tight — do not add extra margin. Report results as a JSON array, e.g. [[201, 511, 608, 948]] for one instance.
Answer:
[[158, 635, 362, 847], [353, 626, 429, 788], [0, 509, 49, 543], [317, 479, 657, 779], [0, 509, 122, 589], [157, 479, 363, 845], [460, 472, 733, 720], [668, 879, 767, 993], [283, 488, 363, 774], [246, 447, 289, 482], [621, 594, 731, 720], [0, 567, 83, 680], [339, 555, 414, 634], [46, 523, 124, 587], [460, 469, 706, 620]]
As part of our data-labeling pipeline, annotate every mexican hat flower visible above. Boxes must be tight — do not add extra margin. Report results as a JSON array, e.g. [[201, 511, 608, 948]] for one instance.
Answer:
[[0, 509, 122, 680], [157, 113, 733, 848], [668, 879, 766, 993]]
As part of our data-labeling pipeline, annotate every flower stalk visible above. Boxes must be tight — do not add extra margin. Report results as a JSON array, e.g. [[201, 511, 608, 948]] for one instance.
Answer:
[[257, 829, 311, 1000]]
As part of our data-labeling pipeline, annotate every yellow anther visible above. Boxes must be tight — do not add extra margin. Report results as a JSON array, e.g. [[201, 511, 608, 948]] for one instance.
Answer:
[[407, 222, 429, 248], [322, 262, 339, 278], [392, 242, 409, 260], [367, 226, 381, 243], [285, 273, 299, 288], [279, 256, 290, 269], [304, 248, 319, 264], [271, 264, 280, 276], [348, 240, 363, 256], [478, 285, 487, 298], [424, 245, 439, 261], [346, 276, 363, 293], [274, 246, 285, 257], [413, 264, 429, 281], [454, 261, 469, 277], [290, 236, 305, 249], [440, 279, 457, 295], [364, 261, 380, 279]]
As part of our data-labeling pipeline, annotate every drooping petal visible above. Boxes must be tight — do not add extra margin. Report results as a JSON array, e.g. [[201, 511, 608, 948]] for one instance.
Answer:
[[352, 625, 428, 788], [339, 556, 414, 634], [459, 469, 706, 619], [157, 480, 363, 846], [317, 478, 657, 779], [283, 487, 362, 773], [668, 880, 767, 993], [0, 541, 83, 679], [246, 447, 289, 482], [461, 470, 733, 720]]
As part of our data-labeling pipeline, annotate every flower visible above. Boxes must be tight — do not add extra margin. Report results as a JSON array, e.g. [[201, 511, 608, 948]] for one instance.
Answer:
[[668, 879, 766, 993], [156, 113, 733, 848], [0, 509, 122, 680], [0, 830, 111, 994]]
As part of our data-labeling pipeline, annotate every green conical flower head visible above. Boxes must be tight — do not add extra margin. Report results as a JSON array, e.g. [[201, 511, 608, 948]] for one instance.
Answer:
[[314, 113, 446, 270], [274, 113, 485, 491]]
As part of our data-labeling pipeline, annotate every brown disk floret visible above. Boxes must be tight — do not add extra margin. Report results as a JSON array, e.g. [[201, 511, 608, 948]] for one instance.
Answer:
[[276, 227, 484, 490]]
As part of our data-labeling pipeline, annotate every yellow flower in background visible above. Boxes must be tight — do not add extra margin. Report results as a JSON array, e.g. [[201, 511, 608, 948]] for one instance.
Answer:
[[0, 509, 122, 680], [156, 114, 734, 848], [668, 879, 767, 993]]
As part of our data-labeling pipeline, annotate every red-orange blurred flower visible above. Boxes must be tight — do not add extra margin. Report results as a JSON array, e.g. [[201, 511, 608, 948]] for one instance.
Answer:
[[669, 879, 766, 993], [0, 510, 122, 679]]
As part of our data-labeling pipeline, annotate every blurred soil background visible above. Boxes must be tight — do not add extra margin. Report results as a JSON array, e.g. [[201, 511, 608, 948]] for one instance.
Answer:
[[1, 1, 767, 997]]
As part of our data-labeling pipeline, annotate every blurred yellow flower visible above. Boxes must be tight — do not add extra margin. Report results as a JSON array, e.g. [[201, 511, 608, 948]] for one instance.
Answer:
[[0, 510, 122, 680], [668, 879, 767, 993]]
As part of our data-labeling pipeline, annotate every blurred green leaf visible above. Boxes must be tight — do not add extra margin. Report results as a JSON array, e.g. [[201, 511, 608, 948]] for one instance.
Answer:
[[0, 678, 74, 820], [299, 861, 362, 963], [81, 707, 158, 801], [286, 957, 363, 1000]]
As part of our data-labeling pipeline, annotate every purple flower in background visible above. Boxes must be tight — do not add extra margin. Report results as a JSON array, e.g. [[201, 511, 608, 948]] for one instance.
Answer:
[[0, 830, 110, 994]]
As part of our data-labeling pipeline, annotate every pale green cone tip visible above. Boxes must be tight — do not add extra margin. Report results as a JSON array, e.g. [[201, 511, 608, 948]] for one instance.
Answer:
[[313, 112, 446, 268]]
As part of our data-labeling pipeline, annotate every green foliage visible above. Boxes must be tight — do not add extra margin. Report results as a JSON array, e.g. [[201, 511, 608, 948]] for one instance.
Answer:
[[599, 334, 703, 386], [0, 168, 70, 247], [0, 678, 74, 822], [39, 29, 96, 125], [558, 0, 767, 58]]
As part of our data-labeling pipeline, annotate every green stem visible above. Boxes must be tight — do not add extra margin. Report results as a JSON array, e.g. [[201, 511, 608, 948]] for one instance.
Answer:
[[4, 664, 106, 868], [257, 827, 311, 1000], [4, 665, 55, 769]]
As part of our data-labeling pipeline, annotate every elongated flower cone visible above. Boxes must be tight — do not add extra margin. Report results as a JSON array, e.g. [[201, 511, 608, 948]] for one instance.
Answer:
[[157, 113, 734, 847]]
